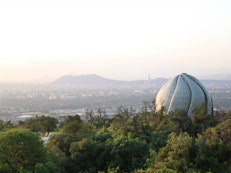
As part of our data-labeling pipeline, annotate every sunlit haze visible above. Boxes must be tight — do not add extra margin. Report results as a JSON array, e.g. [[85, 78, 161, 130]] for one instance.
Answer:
[[0, 0, 230, 83]]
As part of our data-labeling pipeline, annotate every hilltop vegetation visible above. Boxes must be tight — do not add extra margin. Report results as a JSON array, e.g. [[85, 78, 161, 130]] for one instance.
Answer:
[[0, 106, 230, 173]]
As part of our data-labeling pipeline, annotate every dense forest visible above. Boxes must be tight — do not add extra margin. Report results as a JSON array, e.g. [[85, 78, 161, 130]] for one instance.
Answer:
[[0, 104, 230, 173]]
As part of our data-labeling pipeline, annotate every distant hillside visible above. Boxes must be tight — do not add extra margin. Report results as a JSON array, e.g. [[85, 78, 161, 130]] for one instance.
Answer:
[[50, 73, 231, 91], [199, 73, 231, 80], [51, 74, 117, 85], [50, 74, 167, 88]]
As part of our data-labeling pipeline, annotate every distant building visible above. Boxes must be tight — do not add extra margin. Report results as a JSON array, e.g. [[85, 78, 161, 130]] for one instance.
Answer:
[[155, 73, 213, 119]]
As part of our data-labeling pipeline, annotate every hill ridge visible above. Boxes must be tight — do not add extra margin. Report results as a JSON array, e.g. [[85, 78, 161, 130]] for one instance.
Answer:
[[50, 74, 167, 88]]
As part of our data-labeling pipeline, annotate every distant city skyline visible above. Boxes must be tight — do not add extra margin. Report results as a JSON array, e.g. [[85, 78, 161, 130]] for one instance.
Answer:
[[0, 0, 230, 83]]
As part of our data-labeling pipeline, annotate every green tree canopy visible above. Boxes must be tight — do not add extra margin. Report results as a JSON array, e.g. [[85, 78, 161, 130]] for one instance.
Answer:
[[0, 129, 46, 172], [60, 115, 82, 134], [154, 132, 194, 172], [0, 120, 15, 132], [19, 116, 57, 135]]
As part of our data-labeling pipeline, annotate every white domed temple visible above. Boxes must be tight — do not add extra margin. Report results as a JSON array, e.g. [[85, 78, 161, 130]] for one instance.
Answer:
[[155, 73, 213, 119]]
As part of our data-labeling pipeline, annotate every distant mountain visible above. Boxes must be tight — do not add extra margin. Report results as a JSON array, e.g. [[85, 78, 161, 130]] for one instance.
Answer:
[[49, 73, 231, 91], [50, 74, 167, 88], [51, 74, 116, 86], [199, 73, 231, 80]]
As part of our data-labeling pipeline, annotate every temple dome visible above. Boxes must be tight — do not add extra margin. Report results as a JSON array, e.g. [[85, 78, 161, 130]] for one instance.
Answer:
[[155, 73, 213, 119]]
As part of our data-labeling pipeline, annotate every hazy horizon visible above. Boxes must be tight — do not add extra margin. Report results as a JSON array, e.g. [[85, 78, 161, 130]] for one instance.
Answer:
[[0, 0, 230, 83]]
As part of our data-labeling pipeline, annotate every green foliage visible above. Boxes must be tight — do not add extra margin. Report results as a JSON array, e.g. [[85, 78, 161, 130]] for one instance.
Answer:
[[34, 161, 58, 173], [59, 114, 94, 139], [201, 119, 231, 172], [192, 103, 218, 135], [69, 138, 99, 172], [0, 120, 15, 132], [85, 109, 111, 129], [0, 129, 46, 172], [193, 135, 221, 173], [154, 132, 193, 172], [168, 109, 193, 134], [0, 105, 229, 173], [46, 133, 80, 157], [144, 148, 157, 169], [109, 137, 148, 172], [19, 116, 57, 135], [61, 120, 82, 134], [46, 107, 231, 172], [60, 132, 113, 173]]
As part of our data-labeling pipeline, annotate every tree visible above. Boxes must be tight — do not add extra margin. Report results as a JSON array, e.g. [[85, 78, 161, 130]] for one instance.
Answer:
[[68, 138, 99, 172], [0, 120, 15, 132], [168, 109, 193, 135], [84, 109, 111, 129], [154, 132, 193, 172], [109, 137, 148, 172], [19, 116, 57, 135], [63, 132, 113, 173], [46, 134, 80, 158], [60, 115, 82, 134], [197, 119, 231, 172], [192, 103, 218, 135], [107, 107, 136, 137], [193, 135, 221, 173], [0, 129, 46, 172]]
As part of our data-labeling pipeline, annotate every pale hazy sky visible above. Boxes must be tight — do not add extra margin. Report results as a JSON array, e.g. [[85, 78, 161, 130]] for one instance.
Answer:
[[0, 0, 230, 83]]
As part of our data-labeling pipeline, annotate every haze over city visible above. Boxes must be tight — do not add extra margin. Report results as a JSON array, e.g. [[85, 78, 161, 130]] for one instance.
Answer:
[[0, 0, 230, 83]]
